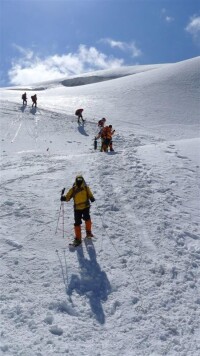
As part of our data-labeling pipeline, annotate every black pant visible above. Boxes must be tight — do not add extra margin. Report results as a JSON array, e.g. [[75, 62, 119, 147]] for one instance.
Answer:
[[74, 207, 90, 226]]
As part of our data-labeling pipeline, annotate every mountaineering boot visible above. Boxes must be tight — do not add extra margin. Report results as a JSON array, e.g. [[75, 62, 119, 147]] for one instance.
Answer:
[[109, 142, 114, 151], [72, 238, 82, 247], [85, 220, 94, 238], [72, 225, 82, 245]]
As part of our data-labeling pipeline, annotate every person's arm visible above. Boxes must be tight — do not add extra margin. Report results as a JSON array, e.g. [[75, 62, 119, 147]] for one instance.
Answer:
[[61, 187, 73, 201], [87, 186, 95, 202]]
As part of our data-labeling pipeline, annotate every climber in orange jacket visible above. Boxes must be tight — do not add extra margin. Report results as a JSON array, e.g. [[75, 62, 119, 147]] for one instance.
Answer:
[[61, 175, 95, 246], [101, 125, 115, 152]]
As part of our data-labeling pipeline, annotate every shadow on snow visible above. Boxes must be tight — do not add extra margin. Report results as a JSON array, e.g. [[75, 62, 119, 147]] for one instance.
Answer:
[[77, 122, 89, 136], [67, 240, 111, 324], [30, 107, 37, 115], [20, 105, 27, 113]]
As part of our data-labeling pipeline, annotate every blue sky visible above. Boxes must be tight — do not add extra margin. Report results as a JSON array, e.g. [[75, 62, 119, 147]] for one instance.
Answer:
[[0, 0, 200, 87]]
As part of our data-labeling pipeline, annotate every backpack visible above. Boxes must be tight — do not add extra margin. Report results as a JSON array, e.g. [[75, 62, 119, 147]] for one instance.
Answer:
[[75, 108, 83, 116], [101, 126, 109, 138]]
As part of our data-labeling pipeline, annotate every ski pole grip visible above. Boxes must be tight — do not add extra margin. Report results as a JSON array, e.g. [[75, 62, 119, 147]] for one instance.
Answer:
[[61, 188, 65, 196]]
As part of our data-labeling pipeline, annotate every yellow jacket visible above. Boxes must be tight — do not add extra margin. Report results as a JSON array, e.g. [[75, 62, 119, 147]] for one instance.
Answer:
[[65, 182, 94, 210]]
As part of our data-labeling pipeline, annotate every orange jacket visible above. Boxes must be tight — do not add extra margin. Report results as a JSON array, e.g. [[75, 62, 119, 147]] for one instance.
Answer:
[[101, 126, 115, 139]]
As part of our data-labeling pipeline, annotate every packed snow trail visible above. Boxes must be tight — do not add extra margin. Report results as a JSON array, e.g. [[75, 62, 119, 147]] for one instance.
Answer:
[[1, 62, 200, 356], [2, 101, 198, 355]]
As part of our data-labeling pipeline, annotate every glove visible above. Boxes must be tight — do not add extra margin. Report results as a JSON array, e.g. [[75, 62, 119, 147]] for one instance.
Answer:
[[60, 196, 66, 202], [90, 197, 95, 202]]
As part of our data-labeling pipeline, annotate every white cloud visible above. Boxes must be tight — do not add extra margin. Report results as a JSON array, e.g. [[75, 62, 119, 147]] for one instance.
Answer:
[[129, 42, 142, 57], [12, 44, 34, 60], [78, 45, 123, 68], [101, 39, 125, 50], [8, 45, 124, 85], [100, 38, 142, 58], [186, 15, 200, 39], [161, 8, 174, 23], [165, 16, 174, 23]]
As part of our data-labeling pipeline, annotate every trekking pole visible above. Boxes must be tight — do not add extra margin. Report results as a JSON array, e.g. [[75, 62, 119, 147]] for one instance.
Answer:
[[55, 188, 65, 234], [62, 201, 65, 239]]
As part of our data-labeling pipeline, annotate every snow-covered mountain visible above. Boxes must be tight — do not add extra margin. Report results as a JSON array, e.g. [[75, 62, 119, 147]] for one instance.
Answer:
[[0, 57, 200, 356]]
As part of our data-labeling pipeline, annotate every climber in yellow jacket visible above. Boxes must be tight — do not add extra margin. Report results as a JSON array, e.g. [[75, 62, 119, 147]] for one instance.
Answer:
[[61, 175, 95, 246]]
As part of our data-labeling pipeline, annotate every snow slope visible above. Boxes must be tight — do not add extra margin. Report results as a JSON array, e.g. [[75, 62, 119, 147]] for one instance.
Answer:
[[0, 57, 200, 356]]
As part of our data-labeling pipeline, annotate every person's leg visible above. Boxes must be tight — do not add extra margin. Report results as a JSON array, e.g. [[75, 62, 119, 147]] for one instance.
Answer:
[[83, 208, 93, 237], [110, 140, 114, 151], [74, 210, 82, 240], [103, 138, 110, 152]]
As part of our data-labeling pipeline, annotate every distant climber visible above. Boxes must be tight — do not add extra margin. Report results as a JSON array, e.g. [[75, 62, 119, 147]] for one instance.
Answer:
[[101, 125, 115, 152], [98, 118, 106, 128], [31, 94, 37, 108], [95, 118, 107, 151], [22, 92, 27, 106], [75, 108, 84, 124]]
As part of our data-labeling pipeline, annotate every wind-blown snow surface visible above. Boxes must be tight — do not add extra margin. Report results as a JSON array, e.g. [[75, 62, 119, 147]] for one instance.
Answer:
[[0, 57, 200, 356]]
